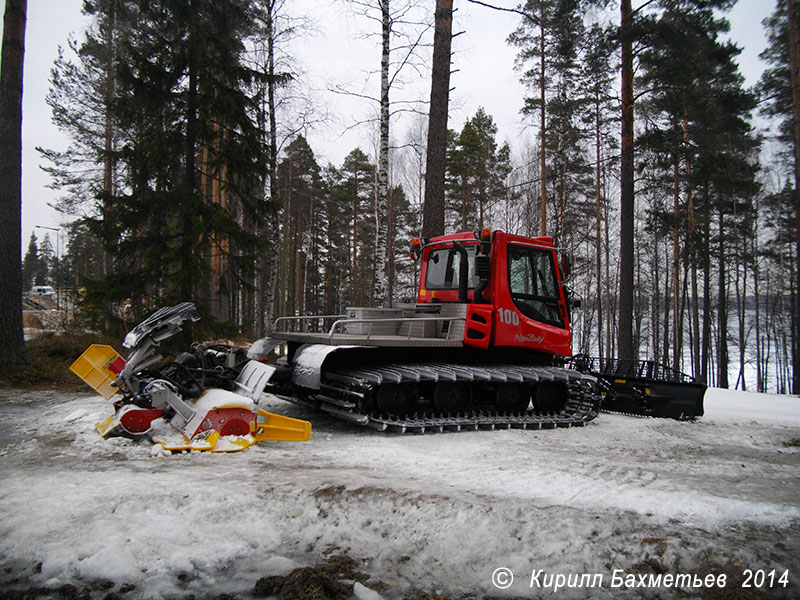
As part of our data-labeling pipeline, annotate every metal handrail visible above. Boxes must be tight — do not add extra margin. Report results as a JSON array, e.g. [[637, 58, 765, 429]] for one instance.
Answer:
[[327, 316, 466, 342], [273, 314, 346, 333], [572, 355, 697, 384]]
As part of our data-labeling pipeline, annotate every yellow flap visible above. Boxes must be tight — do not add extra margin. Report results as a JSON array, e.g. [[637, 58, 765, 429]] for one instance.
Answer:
[[70, 344, 124, 400], [252, 409, 312, 442]]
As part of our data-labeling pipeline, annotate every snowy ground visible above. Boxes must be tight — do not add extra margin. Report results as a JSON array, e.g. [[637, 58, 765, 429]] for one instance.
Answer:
[[1, 386, 799, 599]]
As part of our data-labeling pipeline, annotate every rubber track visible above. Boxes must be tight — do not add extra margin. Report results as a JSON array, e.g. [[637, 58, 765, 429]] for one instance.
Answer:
[[304, 363, 601, 434]]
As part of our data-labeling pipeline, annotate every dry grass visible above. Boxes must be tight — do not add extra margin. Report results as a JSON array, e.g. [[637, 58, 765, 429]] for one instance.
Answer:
[[0, 334, 117, 392]]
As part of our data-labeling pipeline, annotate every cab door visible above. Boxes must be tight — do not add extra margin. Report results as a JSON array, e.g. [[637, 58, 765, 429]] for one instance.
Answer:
[[491, 234, 572, 357]]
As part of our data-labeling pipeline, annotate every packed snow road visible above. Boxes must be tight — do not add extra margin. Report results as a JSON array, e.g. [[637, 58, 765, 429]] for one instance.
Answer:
[[0, 387, 798, 599]]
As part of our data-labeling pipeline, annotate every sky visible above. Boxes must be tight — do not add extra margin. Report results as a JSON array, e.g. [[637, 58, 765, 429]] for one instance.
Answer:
[[3, 0, 776, 260]]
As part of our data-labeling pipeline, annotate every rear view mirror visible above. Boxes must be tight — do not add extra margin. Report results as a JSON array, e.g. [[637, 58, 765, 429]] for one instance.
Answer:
[[560, 254, 572, 279]]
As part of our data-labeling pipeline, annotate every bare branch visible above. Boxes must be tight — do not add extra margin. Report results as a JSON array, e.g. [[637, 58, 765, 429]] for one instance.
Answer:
[[465, 0, 539, 25]]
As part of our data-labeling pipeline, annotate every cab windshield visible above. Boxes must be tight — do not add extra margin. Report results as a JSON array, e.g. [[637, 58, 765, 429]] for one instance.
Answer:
[[507, 244, 564, 327]]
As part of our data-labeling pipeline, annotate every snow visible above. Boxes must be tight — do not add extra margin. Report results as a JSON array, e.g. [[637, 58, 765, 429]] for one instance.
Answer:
[[704, 387, 800, 425], [1, 386, 798, 599]]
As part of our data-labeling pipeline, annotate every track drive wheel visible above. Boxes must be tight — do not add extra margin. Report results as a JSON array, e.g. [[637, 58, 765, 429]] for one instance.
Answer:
[[375, 383, 418, 416], [433, 382, 472, 414], [532, 381, 567, 413], [495, 383, 530, 413]]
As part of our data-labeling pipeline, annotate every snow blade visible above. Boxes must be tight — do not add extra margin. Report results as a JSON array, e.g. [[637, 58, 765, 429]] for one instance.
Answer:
[[253, 409, 312, 442], [570, 356, 705, 420], [70, 344, 125, 400], [95, 413, 120, 437]]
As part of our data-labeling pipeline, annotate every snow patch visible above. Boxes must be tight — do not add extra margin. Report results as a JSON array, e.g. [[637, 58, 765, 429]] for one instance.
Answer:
[[354, 581, 385, 600], [0, 386, 798, 598]]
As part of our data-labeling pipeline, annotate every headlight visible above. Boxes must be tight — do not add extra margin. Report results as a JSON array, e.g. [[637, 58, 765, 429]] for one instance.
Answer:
[[123, 331, 139, 349]]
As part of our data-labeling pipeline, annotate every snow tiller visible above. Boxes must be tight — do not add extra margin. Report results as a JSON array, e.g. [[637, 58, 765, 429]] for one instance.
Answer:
[[569, 355, 705, 420], [70, 302, 311, 452]]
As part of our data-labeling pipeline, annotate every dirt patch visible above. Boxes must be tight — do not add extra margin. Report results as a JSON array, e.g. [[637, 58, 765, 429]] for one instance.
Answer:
[[253, 554, 375, 599]]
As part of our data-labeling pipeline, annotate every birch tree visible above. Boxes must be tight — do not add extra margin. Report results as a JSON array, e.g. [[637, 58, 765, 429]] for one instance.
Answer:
[[340, 0, 429, 306]]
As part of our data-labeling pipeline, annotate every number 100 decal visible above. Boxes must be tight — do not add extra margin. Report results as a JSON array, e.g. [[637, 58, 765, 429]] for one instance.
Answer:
[[498, 308, 520, 326]]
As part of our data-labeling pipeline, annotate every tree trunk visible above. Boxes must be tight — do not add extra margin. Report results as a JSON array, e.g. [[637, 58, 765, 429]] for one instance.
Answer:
[[684, 118, 701, 380], [262, 0, 281, 335], [754, 195, 763, 391], [373, 0, 391, 307], [672, 159, 681, 371], [387, 185, 396, 303], [735, 234, 747, 390], [102, 3, 117, 278], [717, 208, 729, 388], [701, 187, 711, 385], [0, 0, 28, 367], [539, 13, 547, 236], [786, 0, 800, 394], [594, 98, 604, 361], [352, 176, 359, 304], [604, 167, 614, 358], [422, 0, 452, 238], [618, 0, 635, 362]]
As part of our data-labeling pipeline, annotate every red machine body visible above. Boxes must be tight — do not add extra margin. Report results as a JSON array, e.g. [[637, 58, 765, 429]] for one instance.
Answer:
[[414, 230, 573, 357]]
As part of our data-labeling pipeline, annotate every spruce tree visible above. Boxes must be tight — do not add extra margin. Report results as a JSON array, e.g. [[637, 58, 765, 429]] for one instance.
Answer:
[[38, 0, 130, 219], [21, 233, 40, 292], [86, 0, 267, 329]]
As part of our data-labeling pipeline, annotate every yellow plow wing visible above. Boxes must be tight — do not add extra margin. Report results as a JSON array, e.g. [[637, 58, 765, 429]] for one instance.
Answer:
[[69, 344, 125, 400]]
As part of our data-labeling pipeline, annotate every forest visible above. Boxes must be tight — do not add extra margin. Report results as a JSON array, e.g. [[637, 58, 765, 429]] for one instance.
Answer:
[[11, 0, 800, 395]]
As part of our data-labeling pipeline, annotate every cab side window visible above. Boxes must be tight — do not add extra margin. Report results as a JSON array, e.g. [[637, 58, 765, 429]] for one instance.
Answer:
[[425, 247, 479, 290]]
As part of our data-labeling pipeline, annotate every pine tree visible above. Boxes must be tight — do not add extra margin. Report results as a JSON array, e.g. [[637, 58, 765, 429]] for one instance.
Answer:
[[637, 0, 748, 376], [579, 22, 617, 362], [274, 136, 324, 317], [509, 0, 557, 237], [334, 149, 377, 307], [422, 0, 453, 238], [510, 0, 593, 244], [37, 0, 130, 221], [760, 0, 800, 393], [446, 108, 512, 231]]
